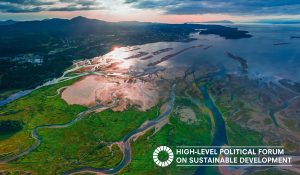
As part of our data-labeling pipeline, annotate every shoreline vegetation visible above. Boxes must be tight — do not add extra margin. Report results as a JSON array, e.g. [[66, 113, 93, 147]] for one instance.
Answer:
[[0, 16, 251, 99], [0, 76, 213, 174], [0, 61, 298, 174], [0, 78, 160, 174], [3, 16, 294, 175]]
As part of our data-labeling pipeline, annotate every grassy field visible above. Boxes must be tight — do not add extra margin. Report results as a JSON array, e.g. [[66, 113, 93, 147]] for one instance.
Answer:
[[213, 95, 264, 146], [0, 79, 86, 160], [0, 78, 161, 174], [0, 79, 271, 175], [225, 119, 263, 146], [120, 97, 211, 175], [12, 107, 160, 175]]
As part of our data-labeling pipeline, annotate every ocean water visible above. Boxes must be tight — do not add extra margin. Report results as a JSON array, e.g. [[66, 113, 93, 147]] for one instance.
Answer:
[[124, 24, 300, 82], [1, 24, 300, 107]]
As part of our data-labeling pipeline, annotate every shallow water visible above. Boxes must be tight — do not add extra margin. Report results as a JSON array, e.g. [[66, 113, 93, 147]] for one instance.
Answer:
[[0, 89, 32, 106], [1, 24, 299, 107], [124, 24, 300, 81]]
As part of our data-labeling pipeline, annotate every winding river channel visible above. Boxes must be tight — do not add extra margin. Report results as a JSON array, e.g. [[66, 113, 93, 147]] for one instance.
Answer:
[[0, 67, 89, 107], [199, 85, 228, 147], [0, 83, 176, 175], [0, 90, 33, 107], [194, 85, 228, 175], [0, 101, 116, 163], [1, 24, 300, 175], [62, 84, 176, 175]]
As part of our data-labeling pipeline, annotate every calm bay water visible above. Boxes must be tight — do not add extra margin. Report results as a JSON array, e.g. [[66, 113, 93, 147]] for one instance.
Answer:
[[1, 24, 299, 106], [130, 24, 300, 81]]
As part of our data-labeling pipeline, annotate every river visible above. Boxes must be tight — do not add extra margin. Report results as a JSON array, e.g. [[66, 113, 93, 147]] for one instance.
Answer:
[[61, 84, 176, 175], [194, 85, 228, 175], [0, 90, 32, 106]]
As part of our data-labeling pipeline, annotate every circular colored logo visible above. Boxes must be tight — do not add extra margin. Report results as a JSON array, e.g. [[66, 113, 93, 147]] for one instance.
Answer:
[[153, 146, 174, 167]]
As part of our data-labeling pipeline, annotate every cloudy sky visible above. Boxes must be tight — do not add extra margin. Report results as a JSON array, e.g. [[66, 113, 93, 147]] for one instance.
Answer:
[[1, 0, 300, 23]]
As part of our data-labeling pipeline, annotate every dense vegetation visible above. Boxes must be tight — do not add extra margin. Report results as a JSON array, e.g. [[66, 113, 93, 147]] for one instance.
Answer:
[[13, 106, 160, 174], [0, 78, 86, 161], [200, 25, 252, 39], [0, 120, 23, 134], [0, 77, 163, 174], [121, 97, 211, 175], [0, 78, 275, 175]]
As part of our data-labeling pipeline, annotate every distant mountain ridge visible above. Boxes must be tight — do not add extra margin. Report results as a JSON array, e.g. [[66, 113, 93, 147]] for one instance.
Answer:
[[0, 16, 158, 36], [0, 16, 250, 39], [255, 19, 300, 24], [188, 20, 234, 24], [201, 20, 234, 24], [0, 20, 17, 26], [0, 16, 251, 94]]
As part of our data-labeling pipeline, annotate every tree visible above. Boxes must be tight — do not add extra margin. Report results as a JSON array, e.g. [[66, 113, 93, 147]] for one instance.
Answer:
[[0, 120, 23, 134]]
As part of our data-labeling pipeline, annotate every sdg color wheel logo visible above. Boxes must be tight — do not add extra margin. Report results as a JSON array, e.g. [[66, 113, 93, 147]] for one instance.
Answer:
[[153, 146, 174, 167]]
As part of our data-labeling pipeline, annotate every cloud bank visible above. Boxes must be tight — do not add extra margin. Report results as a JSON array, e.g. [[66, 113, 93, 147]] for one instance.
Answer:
[[0, 0, 300, 16], [125, 0, 300, 15], [0, 0, 103, 13]]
